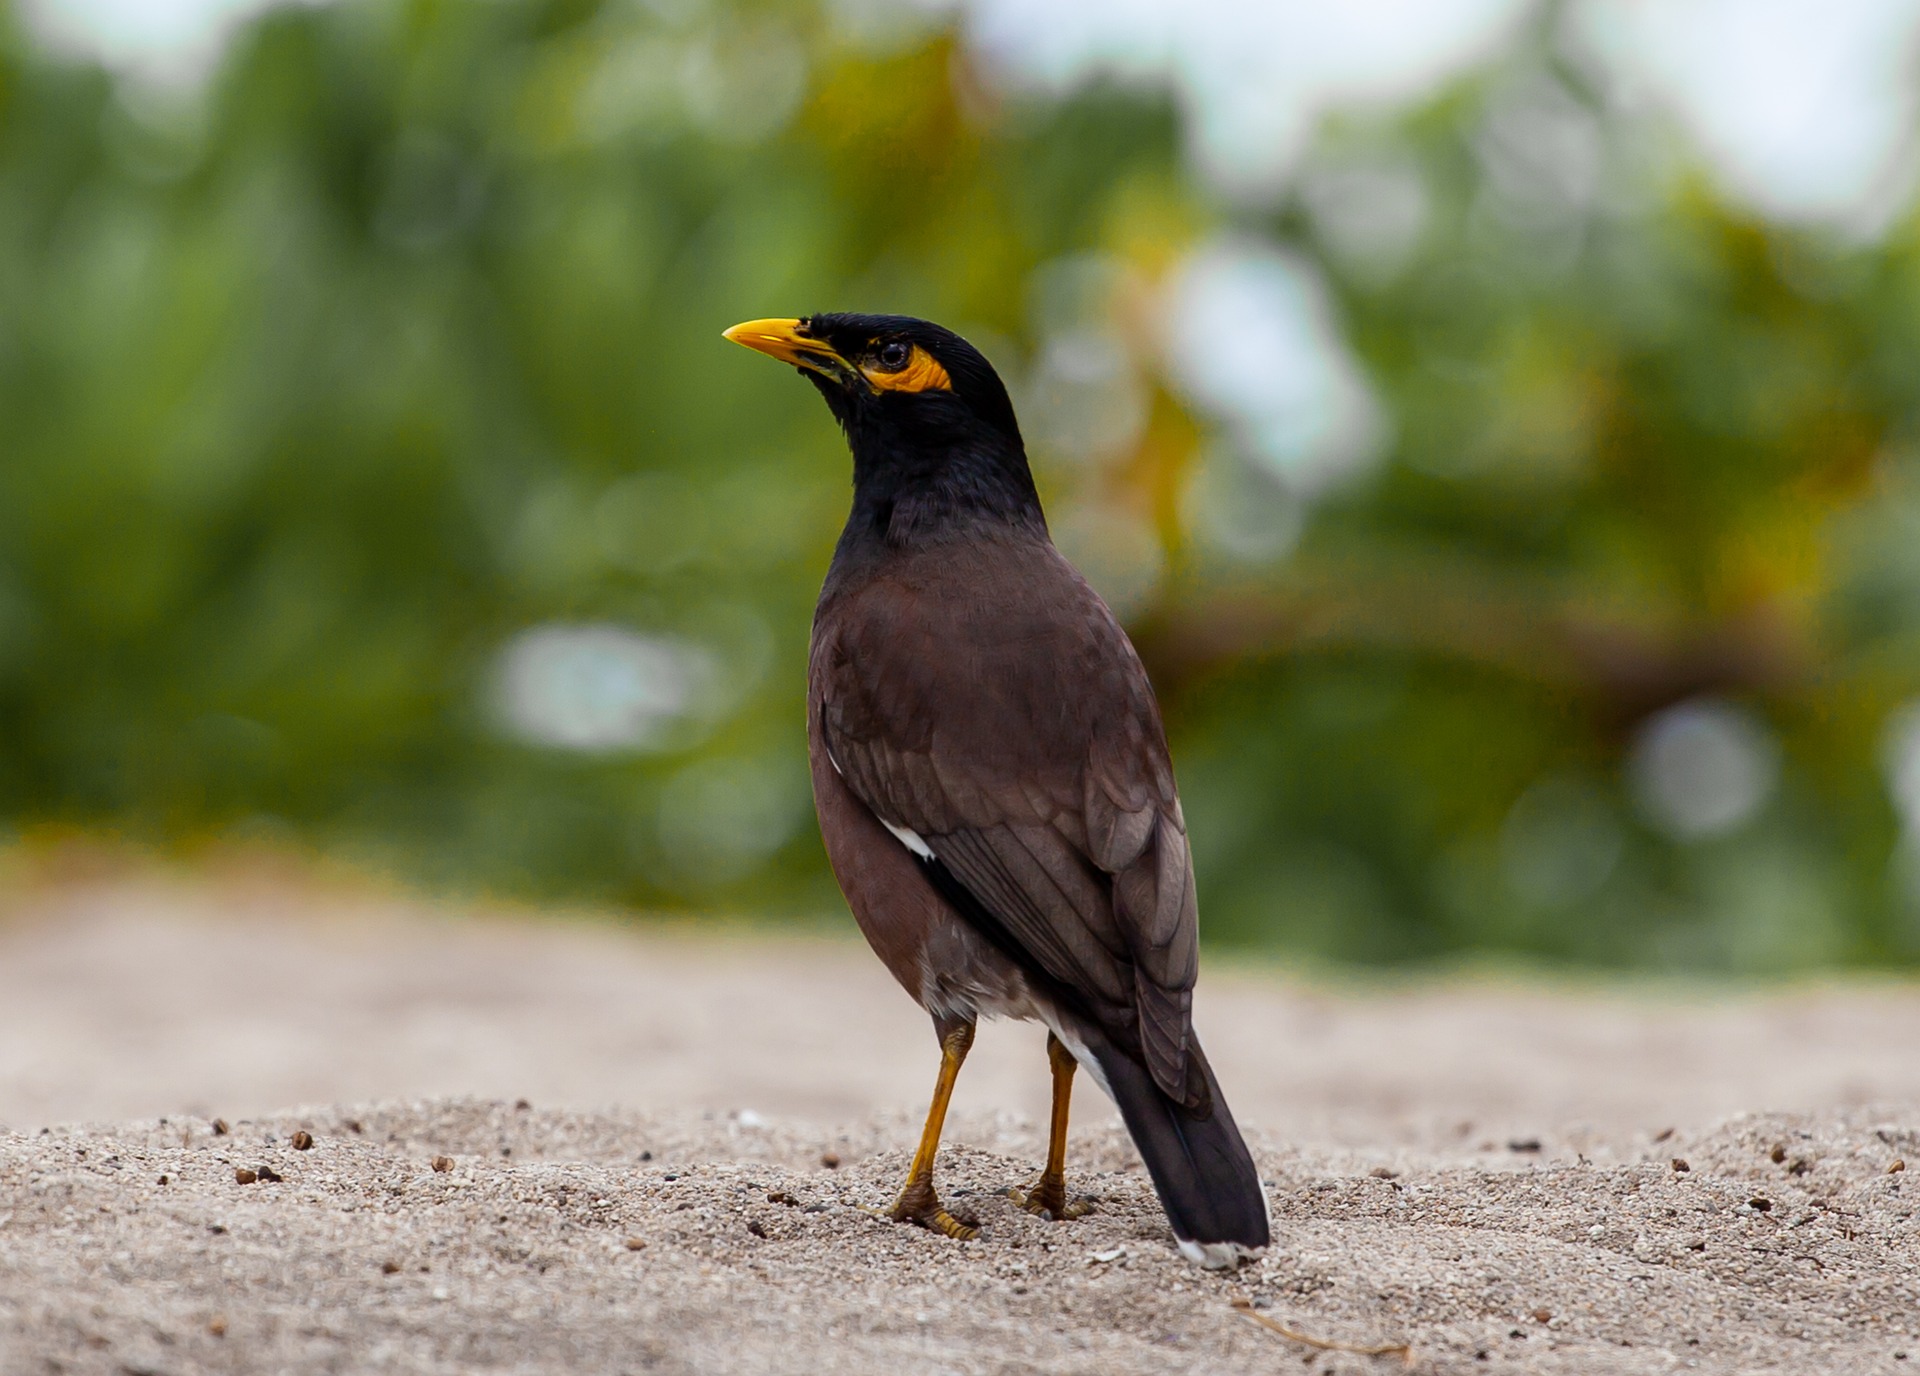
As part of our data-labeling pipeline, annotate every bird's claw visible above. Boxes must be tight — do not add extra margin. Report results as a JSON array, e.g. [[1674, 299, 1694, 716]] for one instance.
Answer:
[[1009, 1176, 1096, 1221], [889, 1182, 979, 1240]]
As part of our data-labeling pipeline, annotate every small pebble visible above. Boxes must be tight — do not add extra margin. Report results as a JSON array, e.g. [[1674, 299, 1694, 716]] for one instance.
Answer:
[[431, 1156, 454, 1173], [234, 1169, 257, 1185], [624, 1237, 646, 1251], [1531, 1309, 1552, 1324], [1671, 1159, 1690, 1173], [515, 1099, 531, 1111], [207, 1317, 227, 1338], [820, 1152, 841, 1170], [255, 1164, 283, 1183], [1748, 1197, 1773, 1212], [1508, 1138, 1542, 1153], [1890, 1159, 1907, 1175], [212, 1119, 230, 1136], [747, 1219, 769, 1239], [1369, 1166, 1399, 1179], [157, 1175, 169, 1186], [291, 1131, 314, 1151], [1769, 1145, 1787, 1164], [381, 1261, 402, 1274]]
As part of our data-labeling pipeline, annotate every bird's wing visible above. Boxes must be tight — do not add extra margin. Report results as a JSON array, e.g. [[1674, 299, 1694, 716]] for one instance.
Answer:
[[812, 543, 1200, 1102]]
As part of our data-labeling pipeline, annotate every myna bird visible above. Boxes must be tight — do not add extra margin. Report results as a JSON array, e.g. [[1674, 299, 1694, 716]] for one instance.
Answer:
[[723, 312, 1271, 1268]]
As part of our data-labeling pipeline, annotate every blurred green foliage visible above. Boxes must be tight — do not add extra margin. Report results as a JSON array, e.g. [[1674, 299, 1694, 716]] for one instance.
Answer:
[[4, 0, 1920, 969]]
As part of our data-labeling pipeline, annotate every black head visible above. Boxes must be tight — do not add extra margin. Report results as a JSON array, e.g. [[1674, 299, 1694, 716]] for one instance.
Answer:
[[724, 313, 1020, 443], [724, 312, 1040, 547]]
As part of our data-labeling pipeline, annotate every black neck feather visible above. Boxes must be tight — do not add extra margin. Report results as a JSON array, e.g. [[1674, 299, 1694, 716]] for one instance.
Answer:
[[822, 388, 1047, 561]]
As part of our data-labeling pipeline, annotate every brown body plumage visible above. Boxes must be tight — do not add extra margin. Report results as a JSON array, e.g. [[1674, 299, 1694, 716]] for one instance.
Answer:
[[811, 532, 1199, 1093]]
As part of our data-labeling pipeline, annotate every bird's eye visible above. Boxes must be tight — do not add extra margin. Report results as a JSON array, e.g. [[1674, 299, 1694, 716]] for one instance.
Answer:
[[875, 341, 911, 372]]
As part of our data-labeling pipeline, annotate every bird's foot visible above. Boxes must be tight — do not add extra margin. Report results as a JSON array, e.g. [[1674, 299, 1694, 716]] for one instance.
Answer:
[[888, 1180, 979, 1240], [1009, 1173, 1096, 1221]]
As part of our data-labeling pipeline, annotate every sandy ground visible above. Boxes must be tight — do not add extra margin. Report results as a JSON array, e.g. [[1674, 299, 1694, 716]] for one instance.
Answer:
[[1, 862, 1918, 1374]]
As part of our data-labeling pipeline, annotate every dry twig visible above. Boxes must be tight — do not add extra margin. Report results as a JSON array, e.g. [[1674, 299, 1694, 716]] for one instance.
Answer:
[[1231, 1297, 1413, 1365]]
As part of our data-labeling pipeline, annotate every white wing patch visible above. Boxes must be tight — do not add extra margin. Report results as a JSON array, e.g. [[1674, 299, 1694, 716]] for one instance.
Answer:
[[824, 736, 936, 862], [881, 818, 935, 861]]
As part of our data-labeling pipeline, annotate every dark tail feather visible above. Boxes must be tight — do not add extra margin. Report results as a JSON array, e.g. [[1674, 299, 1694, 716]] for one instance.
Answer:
[[1072, 1021, 1270, 1267]]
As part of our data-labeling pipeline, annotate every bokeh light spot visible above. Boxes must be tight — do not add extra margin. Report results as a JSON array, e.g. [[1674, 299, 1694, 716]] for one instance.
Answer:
[[494, 625, 715, 754], [1627, 699, 1779, 840]]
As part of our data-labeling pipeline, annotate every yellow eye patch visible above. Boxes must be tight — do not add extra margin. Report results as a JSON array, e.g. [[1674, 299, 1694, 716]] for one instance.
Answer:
[[862, 345, 951, 394]]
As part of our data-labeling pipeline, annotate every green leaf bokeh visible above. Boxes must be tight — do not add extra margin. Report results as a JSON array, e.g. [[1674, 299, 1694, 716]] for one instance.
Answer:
[[6, 0, 1920, 970]]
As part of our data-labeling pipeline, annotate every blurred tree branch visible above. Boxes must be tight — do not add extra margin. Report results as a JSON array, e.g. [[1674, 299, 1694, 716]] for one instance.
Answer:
[[1132, 558, 1809, 733]]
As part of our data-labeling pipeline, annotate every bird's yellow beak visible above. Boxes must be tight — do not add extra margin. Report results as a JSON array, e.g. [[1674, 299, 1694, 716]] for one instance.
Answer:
[[722, 318, 844, 374], [724, 316, 955, 394]]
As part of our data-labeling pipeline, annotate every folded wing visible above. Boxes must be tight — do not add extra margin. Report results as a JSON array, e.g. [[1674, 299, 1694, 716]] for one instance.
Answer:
[[813, 541, 1203, 1104]]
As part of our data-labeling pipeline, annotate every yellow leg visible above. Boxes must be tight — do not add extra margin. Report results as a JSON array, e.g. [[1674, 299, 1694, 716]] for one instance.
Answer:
[[889, 1019, 978, 1240], [1011, 1033, 1095, 1220]]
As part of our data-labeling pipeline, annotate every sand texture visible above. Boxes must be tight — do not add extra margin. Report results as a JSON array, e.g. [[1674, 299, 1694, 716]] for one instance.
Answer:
[[1, 868, 1917, 1374]]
